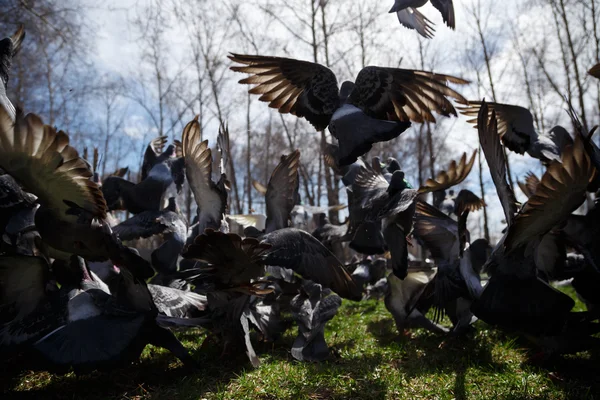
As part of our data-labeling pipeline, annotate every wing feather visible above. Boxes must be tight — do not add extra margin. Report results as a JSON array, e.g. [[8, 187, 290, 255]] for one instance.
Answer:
[[265, 150, 300, 233], [0, 107, 107, 219], [182, 118, 225, 230], [505, 136, 596, 252], [477, 101, 518, 225], [348, 67, 468, 124], [418, 151, 477, 193], [229, 54, 340, 130]]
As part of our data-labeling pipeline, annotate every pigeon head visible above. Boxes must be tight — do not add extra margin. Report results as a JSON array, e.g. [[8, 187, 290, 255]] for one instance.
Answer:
[[385, 158, 401, 173], [387, 170, 412, 194], [339, 81, 355, 103]]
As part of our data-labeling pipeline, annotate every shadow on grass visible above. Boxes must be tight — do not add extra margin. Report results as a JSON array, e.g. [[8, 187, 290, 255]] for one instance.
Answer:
[[0, 334, 250, 400], [367, 317, 600, 400]]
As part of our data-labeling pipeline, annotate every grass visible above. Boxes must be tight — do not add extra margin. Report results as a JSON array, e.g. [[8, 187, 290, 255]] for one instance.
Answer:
[[2, 286, 600, 400]]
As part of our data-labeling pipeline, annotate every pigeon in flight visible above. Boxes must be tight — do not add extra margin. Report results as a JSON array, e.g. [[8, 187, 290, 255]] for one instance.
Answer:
[[229, 53, 468, 165]]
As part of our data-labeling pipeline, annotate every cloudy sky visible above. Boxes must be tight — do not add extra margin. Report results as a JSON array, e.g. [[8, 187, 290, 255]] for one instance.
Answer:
[[16, 0, 596, 239]]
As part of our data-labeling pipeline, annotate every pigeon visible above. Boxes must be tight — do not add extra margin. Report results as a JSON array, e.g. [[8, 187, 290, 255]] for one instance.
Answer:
[[102, 152, 184, 215], [182, 118, 229, 238], [389, 0, 455, 39], [0, 254, 201, 373], [385, 264, 449, 335], [472, 102, 596, 339], [140, 135, 183, 183], [460, 101, 574, 164], [413, 199, 489, 334], [112, 197, 187, 275], [290, 280, 341, 362], [229, 53, 468, 165], [0, 103, 154, 280]]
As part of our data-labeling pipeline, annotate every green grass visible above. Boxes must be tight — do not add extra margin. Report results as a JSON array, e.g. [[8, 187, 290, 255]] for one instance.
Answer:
[[2, 287, 600, 400]]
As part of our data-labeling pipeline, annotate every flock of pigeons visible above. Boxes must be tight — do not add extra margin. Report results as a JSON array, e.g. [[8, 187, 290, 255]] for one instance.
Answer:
[[1, 10, 600, 380]]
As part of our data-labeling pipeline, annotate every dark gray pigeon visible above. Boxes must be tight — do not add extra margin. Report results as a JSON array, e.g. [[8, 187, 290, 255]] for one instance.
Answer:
[[230, 53, 468, 166], [290, 280, 341, 362], [473, 102, 596, 341], [0, 255, 201, 373], [389, 0, 455, 39], [112, 197, 187, 275], [461, 101, 574, 164]]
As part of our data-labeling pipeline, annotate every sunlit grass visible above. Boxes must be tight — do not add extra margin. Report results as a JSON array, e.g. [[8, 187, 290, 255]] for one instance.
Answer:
[[2, 284, 599, 399]]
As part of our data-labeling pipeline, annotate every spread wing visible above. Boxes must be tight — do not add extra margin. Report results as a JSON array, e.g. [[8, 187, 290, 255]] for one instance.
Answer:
[[216, 122, 230, 177], [352, 163, 390, 208], [348, 66, 468, 123], [477, 101, 518, 225], [454, 189, 485, 214], [147, 284, 207, 318], [395, 8, 435, 39], [413, 200, 459, 263], [0, 107, 107, 220], [430, 0, 455, 29], [182, 118, 226, 231], [418, 151, 477, 193], [505, 136, 596, 252], [227, 214, 267, 230], [517, 171, 540, 198], [261, 228, 362, 301], [265, 150, 300, 233], [112, 210, 180, 241], [229, 54, 340, 131], [461, 101, 536, 155]]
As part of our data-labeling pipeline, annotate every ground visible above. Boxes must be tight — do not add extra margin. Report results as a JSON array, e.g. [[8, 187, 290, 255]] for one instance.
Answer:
[[2, 286, 599, 400]]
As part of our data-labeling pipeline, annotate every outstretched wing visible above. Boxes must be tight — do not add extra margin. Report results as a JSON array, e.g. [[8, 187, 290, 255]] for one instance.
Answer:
[[505, 136, 596, 252], [261, 228, 362, 301], [517, 171, 540, 198], [477, 101, 518, 225], [418, 151, 477, 193], [461, 101, 536, 155], [395, 8, 435, 39], [430, 0, 455, 29], [265, 150, 300, 233], [348, 66, 468, 123], [413, 200, 459, 263], [229, 54, 340, 131], [0, 107, 107, 220], [182, 118, 226, 232]]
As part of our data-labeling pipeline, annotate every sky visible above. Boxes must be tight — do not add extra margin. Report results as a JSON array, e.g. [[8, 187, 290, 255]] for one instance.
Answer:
[[67, 0, 598, 241]]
